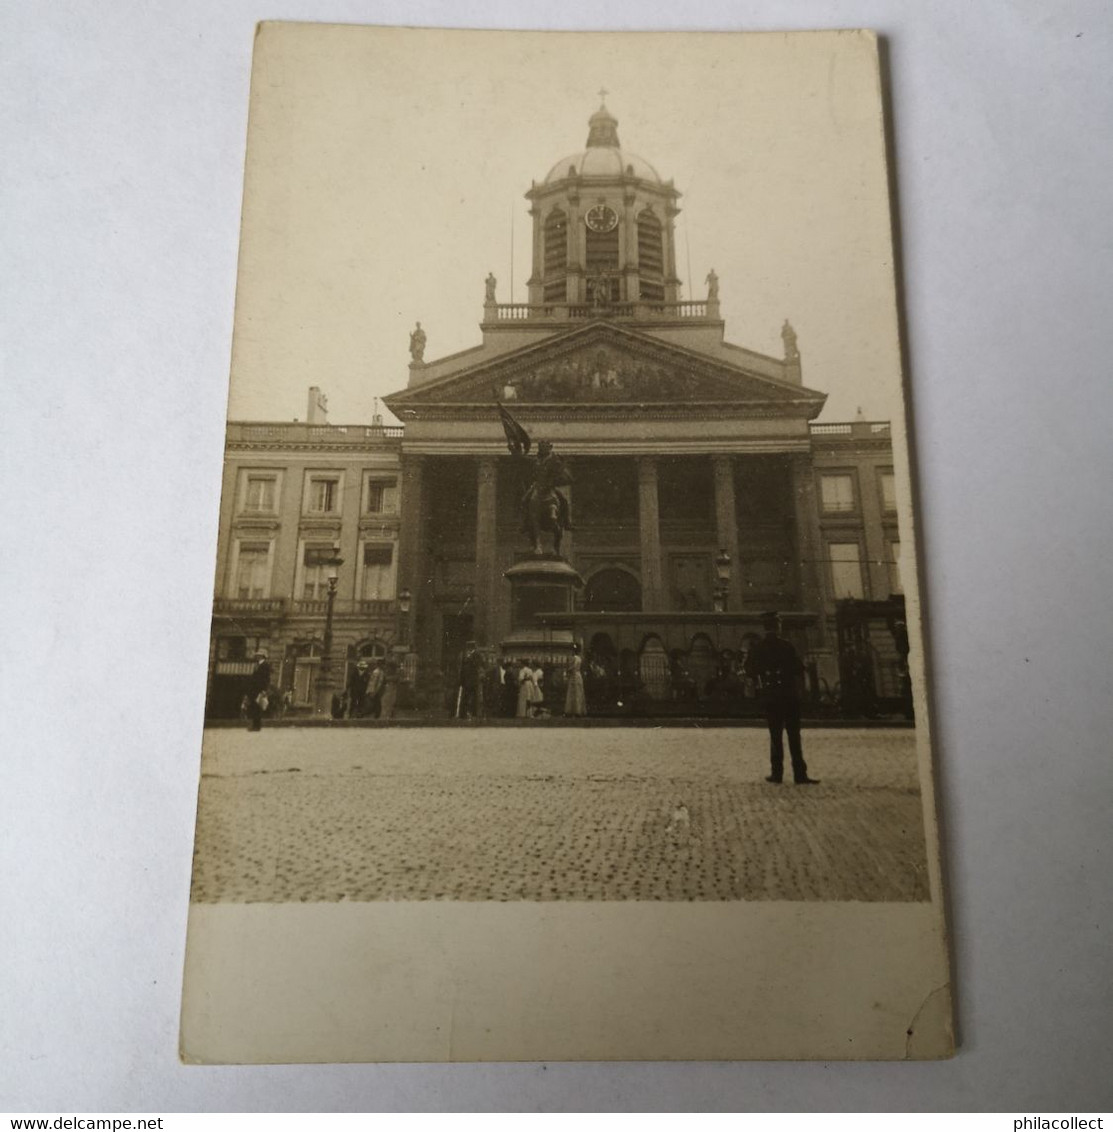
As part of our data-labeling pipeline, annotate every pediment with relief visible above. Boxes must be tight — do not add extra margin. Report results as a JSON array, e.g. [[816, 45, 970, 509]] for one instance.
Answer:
[[494, 344, 737, 404], [386, 326, 825, 412]]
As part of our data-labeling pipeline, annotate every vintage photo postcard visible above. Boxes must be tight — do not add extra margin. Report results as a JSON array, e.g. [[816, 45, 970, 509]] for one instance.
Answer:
[[181, 24, 953, 1062]]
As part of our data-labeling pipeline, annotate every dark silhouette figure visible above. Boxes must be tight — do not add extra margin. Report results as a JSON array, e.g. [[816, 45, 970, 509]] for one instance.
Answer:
[[744, 613, 819, 785], [246, 651, 271, 732], [497, 404, 572, 557]]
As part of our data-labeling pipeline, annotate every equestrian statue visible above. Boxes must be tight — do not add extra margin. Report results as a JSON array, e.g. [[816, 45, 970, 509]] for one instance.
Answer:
[[497, 403, 573, 557]]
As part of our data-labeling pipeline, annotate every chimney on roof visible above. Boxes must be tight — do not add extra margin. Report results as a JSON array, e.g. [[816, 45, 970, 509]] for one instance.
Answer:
[[307, 386, 329, 424]]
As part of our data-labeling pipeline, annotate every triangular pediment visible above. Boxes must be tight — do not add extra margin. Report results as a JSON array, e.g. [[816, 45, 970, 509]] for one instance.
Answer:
[[385, 323, 825, 416]]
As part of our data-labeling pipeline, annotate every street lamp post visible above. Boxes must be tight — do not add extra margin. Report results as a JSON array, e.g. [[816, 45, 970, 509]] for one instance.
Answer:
[[713, 548, 732, 613], [316, 544, 344, 713], [393, 586, 413, 707]]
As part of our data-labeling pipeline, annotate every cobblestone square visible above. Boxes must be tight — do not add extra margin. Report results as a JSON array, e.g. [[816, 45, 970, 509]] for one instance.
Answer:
[[190, 726, 930, 903]]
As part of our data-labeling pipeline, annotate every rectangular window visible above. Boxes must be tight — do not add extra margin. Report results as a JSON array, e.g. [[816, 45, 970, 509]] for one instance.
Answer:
[[888, 540, 904, 596], [829, 542, 865, 599], [234, 542, 270, 599], [217, 636, 247, 661], [243, 475, 276, 512], [302, 544, 338, 600], [365, 476, 398, 514], [307, 477, 339, 514], [361, 543, 396, 601], [820, 473, 856, 513], [879, 470, 897, 513]]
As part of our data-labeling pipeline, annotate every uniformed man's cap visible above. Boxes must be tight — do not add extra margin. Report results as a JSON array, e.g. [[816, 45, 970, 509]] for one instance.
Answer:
[[760, 611, 781, 630], [254, 649, 268, 658]]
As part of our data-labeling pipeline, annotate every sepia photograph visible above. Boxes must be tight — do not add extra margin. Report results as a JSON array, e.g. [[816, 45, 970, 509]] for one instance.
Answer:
[[9, 0, 1113, 1110], [181, 23, 952, 1062]]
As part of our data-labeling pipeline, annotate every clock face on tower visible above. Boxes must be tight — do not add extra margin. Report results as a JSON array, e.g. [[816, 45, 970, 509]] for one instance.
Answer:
[[585, 204, 619, 233]]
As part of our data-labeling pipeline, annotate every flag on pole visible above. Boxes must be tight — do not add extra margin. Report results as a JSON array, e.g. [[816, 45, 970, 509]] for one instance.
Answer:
[[497, 402, 532, 456]]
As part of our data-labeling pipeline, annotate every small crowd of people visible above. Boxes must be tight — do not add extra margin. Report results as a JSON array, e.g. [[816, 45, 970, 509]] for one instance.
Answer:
[[335, 657, 397, 720], [454, 645, 586, 720], [239, 613, 823, 785], [240, 651, 400, 728]]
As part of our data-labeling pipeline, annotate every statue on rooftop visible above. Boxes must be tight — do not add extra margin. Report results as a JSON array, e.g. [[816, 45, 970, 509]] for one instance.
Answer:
[[705, 268, 719, 301], [781, 318, 799, 362], [485, 272, 497, 303], [409, 321, 426, 363]]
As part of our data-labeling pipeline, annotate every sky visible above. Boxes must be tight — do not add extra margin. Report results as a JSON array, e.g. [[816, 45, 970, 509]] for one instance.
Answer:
[[226, 25, 904, 426]]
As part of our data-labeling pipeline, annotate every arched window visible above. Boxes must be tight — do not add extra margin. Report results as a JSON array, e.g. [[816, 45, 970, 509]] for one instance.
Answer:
[[585, 226, 620, 276], [687, 634, 718, 697], [584, 567, 642, 612], [543, 209, 567, 301], [637, 209, 664, 301], [588, 632, 617, 670], [638, 635, 671, 700]]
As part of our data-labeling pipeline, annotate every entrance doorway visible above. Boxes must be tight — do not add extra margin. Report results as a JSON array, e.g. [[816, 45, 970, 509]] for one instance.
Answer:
[[584, 567, 641, 612]]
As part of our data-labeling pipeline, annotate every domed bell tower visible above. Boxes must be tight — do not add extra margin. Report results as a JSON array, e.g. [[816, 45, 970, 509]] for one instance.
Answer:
[[525, 100, 683, 310]]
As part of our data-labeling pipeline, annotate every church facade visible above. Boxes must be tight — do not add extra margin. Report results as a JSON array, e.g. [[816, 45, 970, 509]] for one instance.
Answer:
[[205, 104, 906, 719], [382, 104, 906, 714]]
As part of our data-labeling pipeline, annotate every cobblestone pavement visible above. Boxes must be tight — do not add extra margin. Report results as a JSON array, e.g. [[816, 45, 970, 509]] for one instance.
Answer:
[[190, 727, 930, 903]]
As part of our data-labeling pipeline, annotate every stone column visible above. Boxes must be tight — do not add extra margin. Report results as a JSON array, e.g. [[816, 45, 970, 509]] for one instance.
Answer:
[[637, 456, 664, 611], [396, 454, 426, 649], [567, 191, 583, 303], [712, 455, 743, 610], [622, 190, 638, 302], [527, 205, 542, 305], [664, 204, 681, 303], [791, 453, 829, 644], [474, 456, 499, 646], [856, 463, 888, 600]]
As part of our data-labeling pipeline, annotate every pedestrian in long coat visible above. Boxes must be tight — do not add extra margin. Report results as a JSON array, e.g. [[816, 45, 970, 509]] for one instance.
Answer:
[[246, 651, 271, 732]]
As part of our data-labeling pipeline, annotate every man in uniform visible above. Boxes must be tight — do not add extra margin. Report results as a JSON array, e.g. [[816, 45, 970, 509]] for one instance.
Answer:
[[744, 612, 820, 785]]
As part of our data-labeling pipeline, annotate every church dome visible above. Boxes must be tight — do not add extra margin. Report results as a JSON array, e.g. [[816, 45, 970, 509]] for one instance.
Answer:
[[543, 104, 662, 185]]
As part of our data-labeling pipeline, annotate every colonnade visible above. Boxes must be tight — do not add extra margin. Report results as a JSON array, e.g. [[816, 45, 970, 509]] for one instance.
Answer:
[[396, 451, 829, 666]]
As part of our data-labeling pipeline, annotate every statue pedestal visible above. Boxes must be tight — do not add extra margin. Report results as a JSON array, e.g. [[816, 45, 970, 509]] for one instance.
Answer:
[[500, 555, 584, 664]]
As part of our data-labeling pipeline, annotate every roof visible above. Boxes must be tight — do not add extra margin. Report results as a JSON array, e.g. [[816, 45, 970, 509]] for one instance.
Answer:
[[542, 103, 663, 186]]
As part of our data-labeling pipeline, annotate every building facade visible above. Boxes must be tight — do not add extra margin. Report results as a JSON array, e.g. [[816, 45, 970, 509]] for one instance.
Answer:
[[381, 103, 907, 714], [206, 391, 405, 717], [206, 105, 907, 719]]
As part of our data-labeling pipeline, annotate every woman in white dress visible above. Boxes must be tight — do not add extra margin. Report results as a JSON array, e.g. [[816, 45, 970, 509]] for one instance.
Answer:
[[564, 654, 586, 717], [516, 660, 535, 718], [529, 662, 545, 717]]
